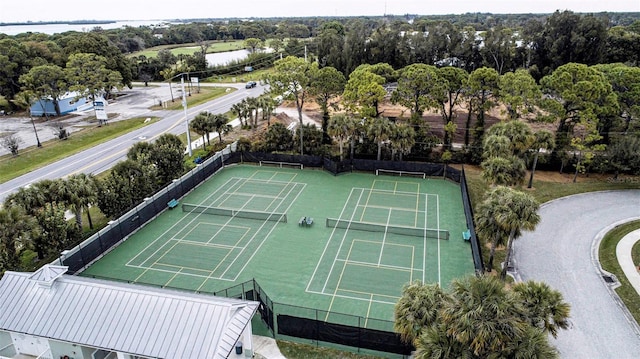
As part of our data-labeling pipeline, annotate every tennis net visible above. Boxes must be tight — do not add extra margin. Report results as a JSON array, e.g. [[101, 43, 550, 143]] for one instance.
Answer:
[[326, 218, 449, 240], [182, 203, 287, 223]]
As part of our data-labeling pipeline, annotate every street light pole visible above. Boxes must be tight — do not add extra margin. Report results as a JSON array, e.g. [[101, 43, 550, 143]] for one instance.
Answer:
[[181, 76, 192, 157]]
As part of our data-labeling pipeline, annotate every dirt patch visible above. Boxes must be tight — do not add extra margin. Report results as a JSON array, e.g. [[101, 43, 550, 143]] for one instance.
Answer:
[[225, 112, 297, 143]]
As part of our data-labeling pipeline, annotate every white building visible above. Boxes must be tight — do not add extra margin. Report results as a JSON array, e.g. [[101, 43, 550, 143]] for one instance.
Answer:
[[0, 265, 258, 359]]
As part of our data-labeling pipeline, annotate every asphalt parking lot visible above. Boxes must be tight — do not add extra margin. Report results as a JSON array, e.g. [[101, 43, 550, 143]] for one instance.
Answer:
[[0, 85, 171, 155]]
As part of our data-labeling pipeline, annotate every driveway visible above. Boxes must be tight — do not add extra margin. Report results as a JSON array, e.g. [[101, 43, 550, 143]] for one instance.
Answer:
[[513, 190, 640, 359]]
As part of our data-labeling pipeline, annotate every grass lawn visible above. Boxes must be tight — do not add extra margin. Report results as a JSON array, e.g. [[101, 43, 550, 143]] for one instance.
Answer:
[[129, 41, 245, 58], [633, 240, 640, 267], [0, 117, 157, 183], [599, 220, 640, 325], [150, 86, 232, 111], [277, 341, 385, 359]]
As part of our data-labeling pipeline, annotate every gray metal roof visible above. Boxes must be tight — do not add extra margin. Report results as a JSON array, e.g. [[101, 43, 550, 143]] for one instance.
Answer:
[[0, 266, 258, 359]]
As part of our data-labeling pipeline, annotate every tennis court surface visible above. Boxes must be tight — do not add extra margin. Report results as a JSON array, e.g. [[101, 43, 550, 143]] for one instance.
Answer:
[[82, 165, 474, 324]]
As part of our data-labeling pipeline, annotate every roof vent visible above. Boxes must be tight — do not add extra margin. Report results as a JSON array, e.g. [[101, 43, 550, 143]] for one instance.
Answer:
[[28, 265, 68, 288]]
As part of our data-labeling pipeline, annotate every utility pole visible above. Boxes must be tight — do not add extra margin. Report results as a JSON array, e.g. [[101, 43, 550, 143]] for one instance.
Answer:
[[304, 44, 307, 62], [181, 76, 192, 157]]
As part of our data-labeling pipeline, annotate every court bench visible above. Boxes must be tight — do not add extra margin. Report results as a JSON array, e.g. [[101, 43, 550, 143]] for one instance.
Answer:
[[167, 199, 179, 209], [463, 229, 471, 241], [299, 216, 314, 226]]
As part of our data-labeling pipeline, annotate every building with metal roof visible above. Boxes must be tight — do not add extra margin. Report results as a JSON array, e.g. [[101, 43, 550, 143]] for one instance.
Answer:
[[0, 265, 258, 359]]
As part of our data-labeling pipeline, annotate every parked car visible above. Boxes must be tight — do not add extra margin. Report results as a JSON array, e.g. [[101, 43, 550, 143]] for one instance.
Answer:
[[245, 81, 257, 89]]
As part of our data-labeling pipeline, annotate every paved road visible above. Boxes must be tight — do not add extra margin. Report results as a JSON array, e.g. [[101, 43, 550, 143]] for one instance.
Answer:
[[513, 190, 640, 359], [0, 83, 264, 202]]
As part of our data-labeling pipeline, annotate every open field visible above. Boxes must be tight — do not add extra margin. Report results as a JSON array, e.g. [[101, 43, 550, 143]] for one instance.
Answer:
[[129, 41, 244, 58]]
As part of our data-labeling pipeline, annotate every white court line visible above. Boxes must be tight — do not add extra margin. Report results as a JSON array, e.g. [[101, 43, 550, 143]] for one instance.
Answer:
[[306, 187, 360, 292], [334, 258, 413, 272], [127, 264, 236, 281], [127, 177, 238, 267], [226, 182, 305, 281], [320, 188, 366, 293], [137, 189, 259, 281], [377, 210, 392, 266], [168, 237, 245, 250], [423, 193, 427, 283], [306, 290, 399, 306], [354, 186, 424, 196], [355, 203, 425, 212]]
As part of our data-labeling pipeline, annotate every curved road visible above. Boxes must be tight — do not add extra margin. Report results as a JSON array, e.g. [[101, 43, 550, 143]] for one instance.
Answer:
[[513, 190, 640, 359], [0, 84, 264, 202]]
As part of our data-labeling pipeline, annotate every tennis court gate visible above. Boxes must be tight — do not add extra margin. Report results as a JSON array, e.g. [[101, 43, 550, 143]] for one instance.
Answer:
[[59, 143, 237, 274]]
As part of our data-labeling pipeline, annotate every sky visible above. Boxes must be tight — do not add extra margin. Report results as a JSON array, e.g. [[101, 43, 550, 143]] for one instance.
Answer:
[[1, 0, 638, 23]]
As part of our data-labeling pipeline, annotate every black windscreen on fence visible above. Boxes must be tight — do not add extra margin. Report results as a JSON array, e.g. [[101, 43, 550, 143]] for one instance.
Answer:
[[62, 147, 234, 274], [138, 202, 156, 224], [461, 167, 484, 273], [277, 315, 413, 355], [100, 228, 119, 249]]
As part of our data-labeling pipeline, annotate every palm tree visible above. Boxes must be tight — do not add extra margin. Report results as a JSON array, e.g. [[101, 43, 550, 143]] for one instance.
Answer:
[[65, 173, 99, 229], [474, 188, 512, 272], [512, 280, 571, 338], [413, 324, 469, 359], [481, 155, 527, 186], [244, 97, 259, 129], [191, 111, 213, 149], [397, 275, 567, 358], [528, 130, 555, 188], [509, 326, 560, 358], [394, 281, 449, 345], [493, 187, 540, 280], [390, 123, 416, 161], [441, 275, 528, 357], [348, 118, 364, 160], [212, 114, 232, 143], [327, 114, 354, 161], [487, 120, 534, 157], [367, 117, 393, 161], [230, 102, 248, 128], [482, 134, 512, 159], [5, 185, 46, 216], [257, 94, 276, 126]]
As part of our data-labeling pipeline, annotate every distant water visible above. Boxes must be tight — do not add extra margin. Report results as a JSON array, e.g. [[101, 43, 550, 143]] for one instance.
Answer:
[[205, 49, 251, 66], [0, 20, 168, 35]]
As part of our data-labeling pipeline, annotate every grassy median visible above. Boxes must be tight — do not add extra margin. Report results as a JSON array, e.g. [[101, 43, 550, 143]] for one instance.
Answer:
[[599, 220, 640, 325]]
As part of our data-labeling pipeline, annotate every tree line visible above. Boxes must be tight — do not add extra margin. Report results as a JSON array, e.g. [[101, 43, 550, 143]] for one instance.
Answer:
[[0, 134, 185, 273], [262, 56, 640, 180], [2, 11, 639, 114]]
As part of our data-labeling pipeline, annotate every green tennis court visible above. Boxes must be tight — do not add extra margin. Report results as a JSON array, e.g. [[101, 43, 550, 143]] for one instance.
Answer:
[[82, 164, 474, 324]]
